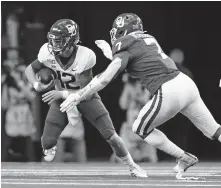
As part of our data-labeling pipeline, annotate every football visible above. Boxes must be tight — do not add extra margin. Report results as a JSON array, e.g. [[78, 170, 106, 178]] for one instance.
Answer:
[[36, 67, 56, 85]]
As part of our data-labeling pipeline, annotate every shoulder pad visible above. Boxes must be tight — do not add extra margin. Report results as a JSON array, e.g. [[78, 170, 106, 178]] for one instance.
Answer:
[[37, 43, 51, 63], [78, 45, 94, 55], [78, 45, 89, 51], [112, 35, 136, 56]]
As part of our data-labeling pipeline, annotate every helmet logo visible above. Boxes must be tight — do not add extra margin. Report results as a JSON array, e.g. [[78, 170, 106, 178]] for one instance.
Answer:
[[65, 24, 76, 35], [116, 16, 125, 28], [52, 27, 61, 32]]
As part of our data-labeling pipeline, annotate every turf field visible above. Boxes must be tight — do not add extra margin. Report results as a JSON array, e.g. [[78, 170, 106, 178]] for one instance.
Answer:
[[1, 162, 221, 188]]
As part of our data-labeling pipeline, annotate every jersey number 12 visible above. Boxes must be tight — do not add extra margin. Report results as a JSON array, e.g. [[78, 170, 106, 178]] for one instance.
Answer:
[[56, 71, 80, 90]]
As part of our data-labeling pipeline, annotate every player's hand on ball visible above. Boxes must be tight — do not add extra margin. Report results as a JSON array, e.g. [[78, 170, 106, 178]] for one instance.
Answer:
[[95, 40, 113, 60], [60, 93, 81, 112], [33, 80, 54, 92], [42, 90, 63, 104]]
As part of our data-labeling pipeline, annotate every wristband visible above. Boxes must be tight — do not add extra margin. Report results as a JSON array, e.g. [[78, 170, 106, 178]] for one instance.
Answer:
[[61, 90, 69, 99], [33, 82, 40, 90]]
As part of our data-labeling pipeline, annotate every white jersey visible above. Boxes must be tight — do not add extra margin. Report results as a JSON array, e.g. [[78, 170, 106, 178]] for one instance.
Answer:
[[37, 43, 96, 92], [37, 43, 96, 126]]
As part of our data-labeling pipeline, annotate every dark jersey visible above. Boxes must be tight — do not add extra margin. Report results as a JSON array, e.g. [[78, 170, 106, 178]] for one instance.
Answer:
[[112, 32, 180, 95]]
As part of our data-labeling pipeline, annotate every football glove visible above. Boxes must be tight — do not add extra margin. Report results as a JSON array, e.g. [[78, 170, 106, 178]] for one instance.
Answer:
[[60, 92, 81, 112], [95, 40, 113, 60]]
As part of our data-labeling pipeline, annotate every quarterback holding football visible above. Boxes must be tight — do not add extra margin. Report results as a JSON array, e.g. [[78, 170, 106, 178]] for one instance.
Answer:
[[60, 13, 221, 179], [25, 19, 147, 177]]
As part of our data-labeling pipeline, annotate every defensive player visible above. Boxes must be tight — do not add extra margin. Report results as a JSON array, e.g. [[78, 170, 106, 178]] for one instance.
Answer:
[[60, 14, 221, 179], [25, 19, 147, 177]]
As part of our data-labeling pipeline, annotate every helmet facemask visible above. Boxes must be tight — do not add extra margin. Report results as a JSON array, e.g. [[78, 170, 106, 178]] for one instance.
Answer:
[[48, 33, 73, 55], [110, 28, 117, 45]]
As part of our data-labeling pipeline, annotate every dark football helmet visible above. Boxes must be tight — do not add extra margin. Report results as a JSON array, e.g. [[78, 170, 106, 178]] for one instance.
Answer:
[[47, 19, 80, 55], [110, 13, 143, 45]]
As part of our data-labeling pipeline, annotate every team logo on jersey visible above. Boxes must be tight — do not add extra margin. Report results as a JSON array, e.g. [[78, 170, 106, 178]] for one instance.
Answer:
[[47, 59, 56, 64], [51, 65, 56, 69]]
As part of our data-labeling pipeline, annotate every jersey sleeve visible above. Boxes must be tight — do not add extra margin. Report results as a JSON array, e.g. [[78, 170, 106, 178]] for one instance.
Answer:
[[112, 35, 136, 56], [111, 51, 131, 80], [30, 43, 49, 73], [37, 43, 50, 63], [84, 50, 96, 71]]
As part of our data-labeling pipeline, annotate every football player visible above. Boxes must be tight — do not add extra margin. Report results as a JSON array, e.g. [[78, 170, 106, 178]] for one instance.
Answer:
[[60, 14, 221, 179], [25, 19, 147, 177]]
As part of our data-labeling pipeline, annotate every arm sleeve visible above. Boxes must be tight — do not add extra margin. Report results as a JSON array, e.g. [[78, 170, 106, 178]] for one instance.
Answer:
[[30, 43, 48, 73], [75, 51, 130, 101]]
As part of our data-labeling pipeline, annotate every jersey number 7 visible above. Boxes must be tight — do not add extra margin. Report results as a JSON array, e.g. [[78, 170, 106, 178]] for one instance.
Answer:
[[144, 37, 168, 59], [116, 42, 122, 51]]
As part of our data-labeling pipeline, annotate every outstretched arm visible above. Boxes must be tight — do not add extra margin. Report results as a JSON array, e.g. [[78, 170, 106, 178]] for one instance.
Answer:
[[60, 52, 130, 112]]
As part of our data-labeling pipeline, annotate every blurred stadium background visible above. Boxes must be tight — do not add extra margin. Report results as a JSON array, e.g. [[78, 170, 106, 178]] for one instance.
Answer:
[[1, 1, 221, 163]]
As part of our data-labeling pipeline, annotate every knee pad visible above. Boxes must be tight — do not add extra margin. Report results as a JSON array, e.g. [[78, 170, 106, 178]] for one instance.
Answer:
[[41, 103, 68, 149], [212, 126, 221, 140]]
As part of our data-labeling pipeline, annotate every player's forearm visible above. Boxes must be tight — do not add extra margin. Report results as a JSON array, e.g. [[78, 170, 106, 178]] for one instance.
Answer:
[[78, 76, 107, 101], [77, 58, 122, 101], [60, 76, 108, 100], [25, 65, 38, 86]]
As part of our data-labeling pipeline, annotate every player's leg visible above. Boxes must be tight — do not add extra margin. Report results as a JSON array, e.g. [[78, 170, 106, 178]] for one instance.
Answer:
[[173, 74, 220, 177], [53, 138, 65, 162], [77, 93, 147, 177], [132, 76, 199, 177], [132, 88, 186, 159], [111, 125, 140, 162], [139, 141, 158, 163], [181, 94, 221, 142], [41, 99, 68, 161]]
